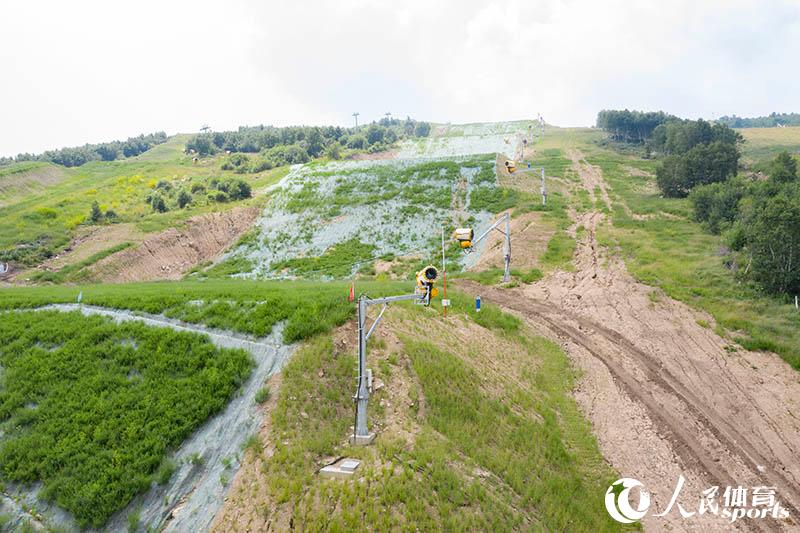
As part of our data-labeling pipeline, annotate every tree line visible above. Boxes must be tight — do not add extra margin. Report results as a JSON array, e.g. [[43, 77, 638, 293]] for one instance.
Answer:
[[653, 119, 742, 197], [717, 112, 800, 128], [599, 108, 799, 297], [596, 109, 675, 143], [185, 117, 432, 167], [0, 132, 167, 167]]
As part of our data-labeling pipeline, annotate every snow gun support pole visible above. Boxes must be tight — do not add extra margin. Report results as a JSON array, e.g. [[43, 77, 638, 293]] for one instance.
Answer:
[[472, 212, 512, 283], [353, 273, 437, 445], [540, 167, 546, 206]]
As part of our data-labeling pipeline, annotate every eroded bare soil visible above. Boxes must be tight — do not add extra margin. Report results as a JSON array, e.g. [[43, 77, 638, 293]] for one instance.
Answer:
[[41, 223, 146, 270], [86, 206, 259, 282], [458, 150, 800, 532]]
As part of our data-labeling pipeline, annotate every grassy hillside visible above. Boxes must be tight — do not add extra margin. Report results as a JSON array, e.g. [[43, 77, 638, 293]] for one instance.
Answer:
[[738, 126, 800, 162], [0, 310, 251, 527], [217, 295, 626, 531], [4, 119, 800, 530], [0, 162, 69, 207], [0, 135, 287, 268], [0, 277, 627, 530]]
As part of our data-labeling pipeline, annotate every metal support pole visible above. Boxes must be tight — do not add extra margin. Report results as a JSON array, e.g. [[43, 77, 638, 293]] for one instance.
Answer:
[[442, 228, 447, 318], [353, 296, 372, 444], [352, 291, 425, 445], [470, 213, 514, 282], [503, 212, 511, 282], [541, 167, 546, 206]]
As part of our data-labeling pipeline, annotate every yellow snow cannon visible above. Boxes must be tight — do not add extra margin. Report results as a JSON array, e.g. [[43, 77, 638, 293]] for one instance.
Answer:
[[415, 265, 439, 305], [454, 228, 474, 250], [505, 160, 517, 173]]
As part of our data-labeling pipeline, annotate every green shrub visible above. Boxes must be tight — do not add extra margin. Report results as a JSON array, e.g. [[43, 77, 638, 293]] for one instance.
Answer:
[[177, 189, 192, 209], [255, 385, 271, 404]]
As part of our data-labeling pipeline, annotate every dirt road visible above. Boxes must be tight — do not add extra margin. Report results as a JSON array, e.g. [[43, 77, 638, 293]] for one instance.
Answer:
[[457, 151, 800, 531]]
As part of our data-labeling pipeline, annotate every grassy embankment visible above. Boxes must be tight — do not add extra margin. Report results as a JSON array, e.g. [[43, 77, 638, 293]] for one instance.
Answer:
[[229, 291, 627, 531], [0, 276, 630, 530], [0, 278, 417, 529]]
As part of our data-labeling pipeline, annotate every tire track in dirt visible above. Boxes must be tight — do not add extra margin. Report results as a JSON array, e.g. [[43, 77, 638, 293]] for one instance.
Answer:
[[567, 148, 612, 211], [456, 149, 800, 531]]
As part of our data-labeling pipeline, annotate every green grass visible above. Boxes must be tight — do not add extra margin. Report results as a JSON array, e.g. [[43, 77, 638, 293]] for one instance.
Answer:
[[537, 192, 576, 273], [0, 279, 410, 343], [737, 127, 800, 162], [199, 255, 255, 279], [469, 186, 520, 212], [0, 161, 52, 178], [271, 238, 376, 278], [255, 299, 624, 531], [452, 267, 543, 286], [0, 139, 287, 267], [0, 310, 252, 527], [254, 385, 271, 404]]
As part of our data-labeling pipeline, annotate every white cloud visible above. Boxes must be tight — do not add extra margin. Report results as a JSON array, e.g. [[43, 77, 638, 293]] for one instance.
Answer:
[[1, 0, 798, 156]]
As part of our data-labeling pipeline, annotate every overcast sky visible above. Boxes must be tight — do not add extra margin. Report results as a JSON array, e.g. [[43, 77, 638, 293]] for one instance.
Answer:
[[1, 0, 799, 157]]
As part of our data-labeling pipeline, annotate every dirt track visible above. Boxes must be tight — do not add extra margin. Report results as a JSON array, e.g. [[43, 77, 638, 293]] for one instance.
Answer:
[[458, 151, 800, 531]]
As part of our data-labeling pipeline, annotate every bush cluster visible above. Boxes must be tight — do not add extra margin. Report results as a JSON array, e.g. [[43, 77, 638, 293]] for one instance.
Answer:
[[690, 151, 800, 296], [143, 177, 251, 213], [185, 118, 432, 163]]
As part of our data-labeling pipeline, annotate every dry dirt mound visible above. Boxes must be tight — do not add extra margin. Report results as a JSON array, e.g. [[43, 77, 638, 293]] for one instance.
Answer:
[[87, 207, 259, 282], [456, 150, 800, 532], [41, 223, 146, 270]]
